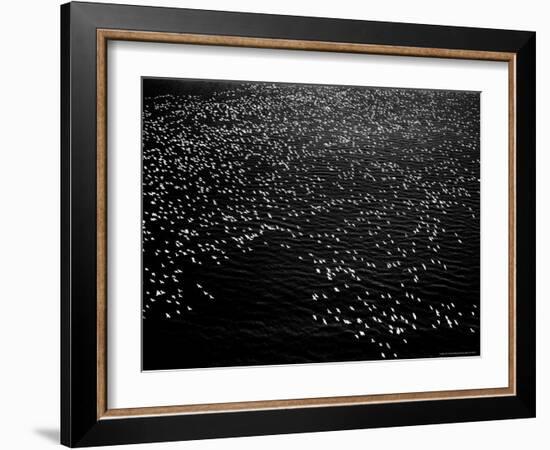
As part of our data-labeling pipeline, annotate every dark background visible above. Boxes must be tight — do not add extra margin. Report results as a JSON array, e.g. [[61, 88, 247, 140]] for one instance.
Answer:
[[141, 77, 480, 370]]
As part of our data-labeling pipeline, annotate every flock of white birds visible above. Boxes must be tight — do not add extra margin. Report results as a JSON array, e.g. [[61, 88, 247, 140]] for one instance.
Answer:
[[142, 82, 480, 361]]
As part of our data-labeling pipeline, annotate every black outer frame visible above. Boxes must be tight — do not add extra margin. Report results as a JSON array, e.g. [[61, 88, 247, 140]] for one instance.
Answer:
[[61, 1, 536, 447]]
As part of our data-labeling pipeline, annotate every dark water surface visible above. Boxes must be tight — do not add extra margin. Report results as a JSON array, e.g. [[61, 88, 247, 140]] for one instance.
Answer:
[[141, 78, 480, 370]]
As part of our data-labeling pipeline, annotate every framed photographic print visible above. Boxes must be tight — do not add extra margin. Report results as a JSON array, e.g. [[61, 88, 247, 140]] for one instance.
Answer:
[[60, 2, 536, 447]]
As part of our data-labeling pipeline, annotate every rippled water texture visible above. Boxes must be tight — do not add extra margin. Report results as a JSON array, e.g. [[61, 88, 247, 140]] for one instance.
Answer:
[[141, 78, 480, 370]]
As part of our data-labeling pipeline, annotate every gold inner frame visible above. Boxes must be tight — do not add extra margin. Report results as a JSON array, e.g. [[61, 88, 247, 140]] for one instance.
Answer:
[[96, 29, 517, 420]]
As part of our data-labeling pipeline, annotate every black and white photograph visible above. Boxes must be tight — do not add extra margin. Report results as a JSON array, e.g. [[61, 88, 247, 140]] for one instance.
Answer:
[[141, 77, 481, 371]]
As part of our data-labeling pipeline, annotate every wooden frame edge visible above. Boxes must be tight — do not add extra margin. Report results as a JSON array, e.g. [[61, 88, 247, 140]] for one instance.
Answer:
[[97, 29, 108, 419], [508, 55, 517, 395], [98, 29, 515, 61], [95, 28, 517, 420], [100, 386, 515, 419]]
